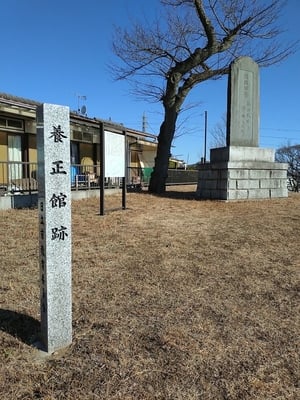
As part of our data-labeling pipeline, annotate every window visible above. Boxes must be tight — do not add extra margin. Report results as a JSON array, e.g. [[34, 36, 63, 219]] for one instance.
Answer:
[[0, 116, 24, 131], [7, 119, 23, 129]]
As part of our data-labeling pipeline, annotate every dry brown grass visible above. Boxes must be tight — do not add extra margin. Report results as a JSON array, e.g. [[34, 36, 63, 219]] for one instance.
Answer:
[[0, 185, 299, 399]]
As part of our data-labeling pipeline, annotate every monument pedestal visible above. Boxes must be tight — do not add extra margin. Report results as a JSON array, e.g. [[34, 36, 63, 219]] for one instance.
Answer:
[[196, 57, 288, 201], [196, 146, 288, 200]]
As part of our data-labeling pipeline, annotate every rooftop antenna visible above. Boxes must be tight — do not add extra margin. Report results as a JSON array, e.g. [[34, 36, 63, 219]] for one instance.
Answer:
[[80, 105, 87, 116], [76, 94, 87, 116]]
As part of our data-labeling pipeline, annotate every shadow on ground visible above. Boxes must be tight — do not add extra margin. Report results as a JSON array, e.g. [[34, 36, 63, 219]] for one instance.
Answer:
[[140, 189, 198, 200], [0, 309, 40, 346]]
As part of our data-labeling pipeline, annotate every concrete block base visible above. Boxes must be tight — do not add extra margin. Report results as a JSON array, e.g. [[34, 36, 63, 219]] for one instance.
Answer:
[[196, 146, 288, 200]]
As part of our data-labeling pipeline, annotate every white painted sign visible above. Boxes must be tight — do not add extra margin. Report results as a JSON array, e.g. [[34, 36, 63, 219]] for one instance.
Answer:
[[104, 131, 125, 177]]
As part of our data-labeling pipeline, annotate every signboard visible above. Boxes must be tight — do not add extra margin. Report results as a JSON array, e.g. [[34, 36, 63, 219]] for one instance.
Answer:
[[104, 130, 125, 177], [100, 126, 126, 215]]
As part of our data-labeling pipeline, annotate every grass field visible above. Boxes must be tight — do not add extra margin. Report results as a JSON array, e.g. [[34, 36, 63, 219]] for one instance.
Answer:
[[0, 186, 299, 399]]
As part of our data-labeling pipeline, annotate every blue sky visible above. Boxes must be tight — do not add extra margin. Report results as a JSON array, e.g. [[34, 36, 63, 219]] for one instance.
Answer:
[[1, 0, 299, 164]]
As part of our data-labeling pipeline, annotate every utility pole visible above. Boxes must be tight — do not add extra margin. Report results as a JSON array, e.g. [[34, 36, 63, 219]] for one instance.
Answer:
[[142, 113, 147, 133], [204, 110, 208, 163]]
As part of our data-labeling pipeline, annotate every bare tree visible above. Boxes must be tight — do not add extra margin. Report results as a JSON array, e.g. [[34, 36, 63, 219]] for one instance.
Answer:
[[210, 113, 226, 149], [275, 143, 300, 188], [111, 0, 296, 193]]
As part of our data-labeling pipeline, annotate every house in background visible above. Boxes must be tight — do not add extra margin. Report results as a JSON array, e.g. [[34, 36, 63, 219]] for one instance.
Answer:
[[0, 93, 158, 194], [168, 157, 187, 170]]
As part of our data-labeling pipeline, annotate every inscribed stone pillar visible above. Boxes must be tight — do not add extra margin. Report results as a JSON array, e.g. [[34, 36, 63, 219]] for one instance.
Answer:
[[226, 56, 260, 147], [37, 103, 72, 353]]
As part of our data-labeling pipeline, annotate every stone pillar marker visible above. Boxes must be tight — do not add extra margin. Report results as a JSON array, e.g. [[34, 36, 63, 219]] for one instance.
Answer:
[[227, 56, 260, 147], [37, 103, 72, 353], [196, 56, 288, 201]]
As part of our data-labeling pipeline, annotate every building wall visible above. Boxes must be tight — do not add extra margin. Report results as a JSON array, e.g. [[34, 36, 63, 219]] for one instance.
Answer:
[[28, 134, 37, 162], [0, 131, 7, 161], [0, 131, 7, 185]]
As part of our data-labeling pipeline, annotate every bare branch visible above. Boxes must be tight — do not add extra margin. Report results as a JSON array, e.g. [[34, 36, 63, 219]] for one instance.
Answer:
[[194, 0, 216, 46], [109, 0, 298, 192]]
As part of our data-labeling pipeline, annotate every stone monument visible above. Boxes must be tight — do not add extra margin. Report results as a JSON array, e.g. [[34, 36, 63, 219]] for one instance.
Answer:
[[37, 103, 72, 353], [196, 56, 288, 200], [227, 56, 259, 147]]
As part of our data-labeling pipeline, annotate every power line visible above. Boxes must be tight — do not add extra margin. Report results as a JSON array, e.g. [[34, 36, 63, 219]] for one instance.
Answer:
[[261, 128, 300, 133], [261, 135, 299, 139]]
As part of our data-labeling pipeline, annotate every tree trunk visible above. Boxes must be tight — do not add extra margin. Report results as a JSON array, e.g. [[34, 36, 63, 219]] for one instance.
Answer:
[[149, 107, 178, 194]]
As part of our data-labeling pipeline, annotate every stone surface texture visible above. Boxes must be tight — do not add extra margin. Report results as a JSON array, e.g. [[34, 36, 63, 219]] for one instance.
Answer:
[[37, 103, 72, 353], [226, 56, 259, 147], [197, 57, 287, 201], [196, 149, 288, 200]]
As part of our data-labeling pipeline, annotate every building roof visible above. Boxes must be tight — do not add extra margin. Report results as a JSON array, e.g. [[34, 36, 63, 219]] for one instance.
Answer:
[[0, 92, 157, 142]]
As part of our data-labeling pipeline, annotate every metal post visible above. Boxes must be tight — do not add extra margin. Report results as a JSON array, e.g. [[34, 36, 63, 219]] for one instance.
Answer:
[[99, 123, 105, 216], [122, 130, 127, 210]]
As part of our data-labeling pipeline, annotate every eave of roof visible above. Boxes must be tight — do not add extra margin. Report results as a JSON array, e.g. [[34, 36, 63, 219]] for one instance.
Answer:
[[0, 92, 157, 142]]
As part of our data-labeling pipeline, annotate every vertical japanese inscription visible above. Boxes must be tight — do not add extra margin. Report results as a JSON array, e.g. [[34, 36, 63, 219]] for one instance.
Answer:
[[37, 104, 72, 353], [227, 56, 259, 147], [238, 70, 254, 140]]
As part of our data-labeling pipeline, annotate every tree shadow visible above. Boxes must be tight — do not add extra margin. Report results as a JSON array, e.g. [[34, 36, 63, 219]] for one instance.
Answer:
[[0, 309, 40, 346], [159, 190, 197, 200], [140, 187, 198, 201]]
